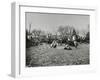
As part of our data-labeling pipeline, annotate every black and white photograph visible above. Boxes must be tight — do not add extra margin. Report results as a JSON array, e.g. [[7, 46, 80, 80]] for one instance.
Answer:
[[25, 12, 90, 67]]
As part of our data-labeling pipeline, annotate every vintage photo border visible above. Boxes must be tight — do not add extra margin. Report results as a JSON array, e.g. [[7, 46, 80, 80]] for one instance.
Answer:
[[11, 2, 96, 78]]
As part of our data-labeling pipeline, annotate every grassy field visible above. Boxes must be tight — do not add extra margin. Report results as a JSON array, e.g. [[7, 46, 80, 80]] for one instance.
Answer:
[[26, 43, 89, 67]]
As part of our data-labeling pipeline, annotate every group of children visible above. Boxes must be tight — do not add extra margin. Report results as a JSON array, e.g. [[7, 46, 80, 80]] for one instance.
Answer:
[[50, 40, 78, 50], [50, 35, 78, 50]]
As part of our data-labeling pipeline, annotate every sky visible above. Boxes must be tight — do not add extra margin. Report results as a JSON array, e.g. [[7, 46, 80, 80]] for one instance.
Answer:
[[25, 12, 89, 35]]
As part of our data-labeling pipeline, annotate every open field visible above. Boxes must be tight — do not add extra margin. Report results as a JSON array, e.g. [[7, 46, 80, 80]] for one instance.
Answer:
[[26, 43, 89, 67]]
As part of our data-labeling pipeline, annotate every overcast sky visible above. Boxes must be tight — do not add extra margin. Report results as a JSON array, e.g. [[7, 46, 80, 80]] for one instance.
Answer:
[[26, 12, 89, 34]]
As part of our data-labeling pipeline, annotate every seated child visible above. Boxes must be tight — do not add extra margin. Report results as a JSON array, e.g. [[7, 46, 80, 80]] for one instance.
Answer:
[[64, 44, 72, 50]]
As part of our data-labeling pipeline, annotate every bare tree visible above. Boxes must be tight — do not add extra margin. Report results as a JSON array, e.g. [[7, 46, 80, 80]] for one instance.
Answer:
[[58, 25, 78, 38], [32, 29, 42, 37]]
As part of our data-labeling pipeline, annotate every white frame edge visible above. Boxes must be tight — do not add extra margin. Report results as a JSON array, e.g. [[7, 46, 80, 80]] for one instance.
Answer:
[[11, 2, 20, 78]]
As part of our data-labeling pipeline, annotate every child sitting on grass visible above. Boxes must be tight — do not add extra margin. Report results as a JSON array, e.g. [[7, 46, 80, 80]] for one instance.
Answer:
[[64, 44, 72, 50]]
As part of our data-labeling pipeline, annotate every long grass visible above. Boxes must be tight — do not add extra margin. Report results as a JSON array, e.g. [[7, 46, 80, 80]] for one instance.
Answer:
[[26, 43, 89, 67]]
